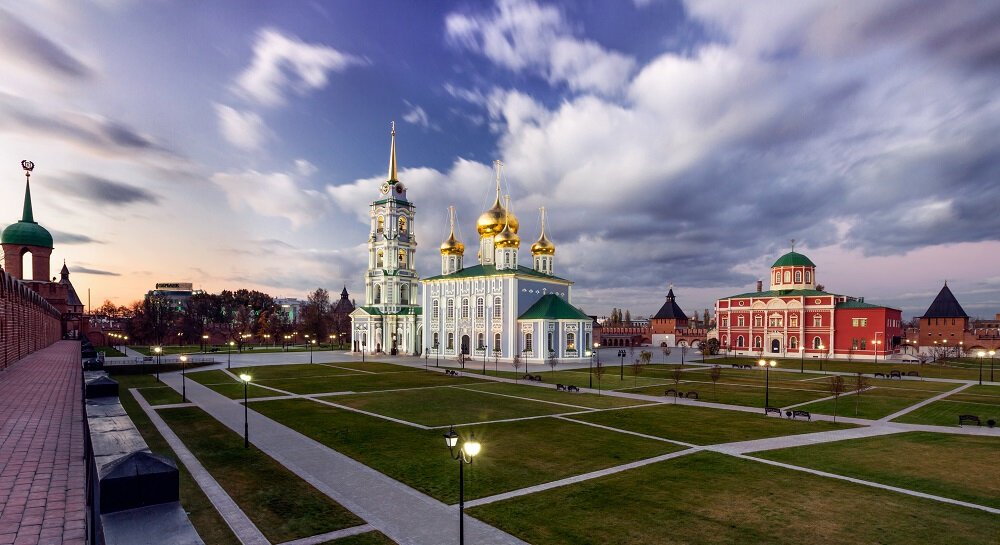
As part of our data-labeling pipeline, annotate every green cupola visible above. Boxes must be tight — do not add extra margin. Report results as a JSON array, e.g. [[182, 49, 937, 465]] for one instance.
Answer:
[[2, 173, 54, 249]]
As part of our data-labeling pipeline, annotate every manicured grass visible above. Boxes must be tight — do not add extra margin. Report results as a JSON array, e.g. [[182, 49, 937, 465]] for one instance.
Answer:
[[186, 369, 278, 399], [115, 375, 241, 545], [565, 403, 857, 445], [461, 382, 649, 409], [703, 356, 984, 380], [95, 346, 125, 357], [159, 406, 363, 543], [231, 363, 364, 381], [492, 368, 670, 391], [753, 432, 1000, 509], [330, 361, 422, 373], [330, 387, 572, 426], [468, 451, 1000, 545], [261, 370, 489, 395], [892, 385, 1000, 426], [136, 385, 185, 406], [621, 371, 832, 408], [792, 380, 959, 420], [322, 531, 397, 544], [250, 398, 681, 503]]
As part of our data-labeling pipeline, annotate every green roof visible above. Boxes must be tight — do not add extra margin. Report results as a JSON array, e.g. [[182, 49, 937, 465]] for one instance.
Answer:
[[836, 300, 896, 310], [358, 306, 382, 315], [723, 289, 836, 300], [771, 251, 816, 268], [423, 264, 571, 283], [2, 179, 53, 249], [356, 306, 422, 316], [518, 294, 590, 321]]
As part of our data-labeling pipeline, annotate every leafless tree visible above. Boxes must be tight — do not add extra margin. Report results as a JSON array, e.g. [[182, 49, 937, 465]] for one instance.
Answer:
[[512, 355, 522, 383], [828, 375, 847, 422], [709, 365, 722, 400], [854, 372, 870, 416], [670, 367, 683, 404]]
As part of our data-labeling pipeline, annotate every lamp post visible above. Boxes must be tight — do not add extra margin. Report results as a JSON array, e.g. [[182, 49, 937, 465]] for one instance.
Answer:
[[977, 350, 985, 386], [310, 339, 316, 364], [154, 346, 162, 382], [799, 346, 805, 374], [436, 344, 440, 367], [442, 425, 481, 545], [619, 349, 625, 380], [990, 350, 996, 382], [179, 354, 188, 402], [228, 341, 235, 369], [758, 359, 777, 408], [362, 341, 366, 363], [590, 342, 598, 388], [202, 334, 209, 353], [818, 344, 825, 371], [239, 374, 252, 448]]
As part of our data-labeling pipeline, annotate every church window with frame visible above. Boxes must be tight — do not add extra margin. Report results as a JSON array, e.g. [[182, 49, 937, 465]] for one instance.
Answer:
[[398, 250, 407, 269], [813, 314, 822, 327], [795, 271, 801, 283], [432, 300, 439, 320], [494, 297, 502, 318], [494, 333, 501, 351], [768, 316, 783, 328], [737, 335, 745, 347], [721, 317, 728, 327], [446, 299, 454, 319], [376, 250, 384, 268], [432, 332, 439, 348], [774, 271, 781, 284], [477, 333, 484, 350], [377, 216, 384, 233], [447, 333, 454, 349], [738, 315, 745, 327], [398, 216, 407, 234], [476, 298, 484, 319], [805, 271, 811, 283], [400, 285, 409, 305], [524, 332, 533, 352], [566, 332, 576, 351], [783, 271, 791, 282], [547, 332, 554, 353], [374, 285, 381, 304], [754, 336, 762, 349], [790, 337, 798, 350], [790, 314, 798, 327], [754, 315, 763, 327], [860, 338, 867, 350], [461, 298, 470, 319], [813, 336, 822, 349]]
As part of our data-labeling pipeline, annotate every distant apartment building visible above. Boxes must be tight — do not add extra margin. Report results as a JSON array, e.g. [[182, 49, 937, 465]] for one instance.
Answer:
[[145, 282, 203, 311], [276, 298, 303, 324]]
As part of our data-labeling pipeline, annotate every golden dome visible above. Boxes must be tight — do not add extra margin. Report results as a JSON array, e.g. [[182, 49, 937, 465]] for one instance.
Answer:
[[531, 232, 554, 255], [440, 232, 464, 255], [476, 196, 519, 236], [494, 222, 520, 248]]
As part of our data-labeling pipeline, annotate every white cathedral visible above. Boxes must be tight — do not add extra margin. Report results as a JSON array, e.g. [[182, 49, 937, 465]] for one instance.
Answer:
[[352, 125, 593, 363]]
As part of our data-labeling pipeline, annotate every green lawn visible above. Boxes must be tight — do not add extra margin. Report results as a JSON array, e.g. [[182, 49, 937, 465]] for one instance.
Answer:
[[492, 368, 673, 391], [116, 375, 241, 545], [95, 346, 125, 357], [136, 385, 185, 405], [322, 531, 397, 544], [461, 382, 649, 409], [791, 379, 959, 420], [250, 398, 680, 503], [159, 406, 363, 543], [621, 369, 833, 408], [260, 370, 489, 395], [565, 403, 857, 445], [329, 387, 573, 426], [753, 432, 1000, 509], [186, 369, 279, 399], [231, 363, 365, 381], [702, 356, 984, 380], [892, 385, 1000, 426], [468, 451, 1000, 545]]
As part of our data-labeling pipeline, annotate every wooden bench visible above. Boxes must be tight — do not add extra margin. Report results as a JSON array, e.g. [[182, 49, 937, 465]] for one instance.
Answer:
[[556, 384, 566, 391], [765, 407, 782, 416], [741, 364, 752, 369], [874, 372, 886, 378], [907, 371, 919, 377], [789, 410, 811, 421], [686, 391, 699, 399], [567, 385, 580, 392], [665, 389, 678, 397], [445, 369, 460, 376], [958, 414, 981, 426], [534, 375, 543, 382], [889, 370, 902, 378]]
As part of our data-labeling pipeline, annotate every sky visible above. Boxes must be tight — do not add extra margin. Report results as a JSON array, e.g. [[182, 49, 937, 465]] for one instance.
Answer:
[[1, 0, 999, 321]]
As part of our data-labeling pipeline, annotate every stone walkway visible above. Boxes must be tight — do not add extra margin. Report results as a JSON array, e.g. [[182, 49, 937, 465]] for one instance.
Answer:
[[0, 341, 86, 545], [156, 374, 527, 545]]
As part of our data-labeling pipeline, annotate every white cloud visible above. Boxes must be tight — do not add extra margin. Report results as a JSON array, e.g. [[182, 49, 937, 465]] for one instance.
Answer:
[[445, 0, 636, 94], [233, 28, 365, 107], [295, 159, 317, 176], [214, 103, 268, 150], [212, 168, 330, 227], [402, 102, 431, 129]]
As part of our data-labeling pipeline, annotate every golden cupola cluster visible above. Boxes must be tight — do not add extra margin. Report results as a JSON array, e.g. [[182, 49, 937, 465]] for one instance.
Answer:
[[531, 207, 555, 255], [476, 159, 519, 237], [440, 206, 465, 255], [494, 196, 520, 248]]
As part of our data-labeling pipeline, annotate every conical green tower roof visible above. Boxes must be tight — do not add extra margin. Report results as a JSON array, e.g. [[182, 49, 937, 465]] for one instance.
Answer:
[[2, 179, 54, 248]]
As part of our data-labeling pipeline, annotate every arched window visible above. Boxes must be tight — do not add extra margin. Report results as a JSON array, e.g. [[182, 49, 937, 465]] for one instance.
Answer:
[[813, 336, 822, 349], [494, 333, 501, 351], [524, 332, 532, 352], [447, 332, 454, 349], [493, 297, 502, 318], [790, 337, 798, 350], [805, 271, 811, 283], [398, 250, 407, 268], [400, 285, 409, 305], [738, 315, 745, 327], [783, 271, 790, 282], [374, 285, 382, 304], [446, 299, 454, 319], [754, 315, 763, 327], [567, 332, 576, 351], [547, 332, 554, 352], [377, 216, 384, 233], [504, 253, 510, 266], [774, 271, 780, 284], [476, 298, 484, 318], [737, 335, 745, 347], [477, 333, 484, 349], [754, 336, 762, 349], [376, 250, 384, 268], [433, 332, 439, 348], [461, 299, 470, 319], [795, 270, 802, 283], [432, 300, 439, 319], [398, 216, 407, 233], [722, 335, 728, 346], [813, 314, 822, 327]]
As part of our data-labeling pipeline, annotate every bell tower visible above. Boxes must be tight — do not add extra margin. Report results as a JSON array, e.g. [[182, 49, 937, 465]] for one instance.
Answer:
[[2, 161, 53, 281]]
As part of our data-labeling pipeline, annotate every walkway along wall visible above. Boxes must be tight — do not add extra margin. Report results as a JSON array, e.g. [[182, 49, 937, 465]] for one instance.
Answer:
[[1, 268, 62, 368]]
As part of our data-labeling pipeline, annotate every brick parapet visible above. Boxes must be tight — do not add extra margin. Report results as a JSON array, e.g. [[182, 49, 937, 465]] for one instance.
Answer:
[[1, 268, 62, 368]]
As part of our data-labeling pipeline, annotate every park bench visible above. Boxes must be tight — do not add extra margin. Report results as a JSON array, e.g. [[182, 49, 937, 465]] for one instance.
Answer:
[[741, 364, 752, 369], [907, 371, 919, 377], [789, 410, 811, 421], [958, 414, 981, 426], [731, 364, 740, 368], [556, 384, 566, 391], [209, 347, 219, 352], [889, 370, 902, 378], [874, 372, 886, 378], [686, 391, 699, 399], [765, 407, 782, 416], [142, 356, 153, 362], [567, 385, 580, 392], [534, 375, 543, 381], [665, 388, 678, 397], [445, 369, 460, 376]]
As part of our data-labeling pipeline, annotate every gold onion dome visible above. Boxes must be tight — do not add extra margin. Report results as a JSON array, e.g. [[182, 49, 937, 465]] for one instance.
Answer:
[[476, 195, 519, 235], [494, 222, 520, 248], [440, 232, 464, 255], [531, 206, 555, 255]]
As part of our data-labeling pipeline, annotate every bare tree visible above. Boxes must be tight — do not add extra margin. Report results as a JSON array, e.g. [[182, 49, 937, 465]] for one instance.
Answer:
[[709, 365, 722, 400], [828, 375, 847, 422], [680, 345, 689, 368], [547, 352, 558, 377], [670, 367, 683, 404], [661, 345, 671, 364], [593, 359, 607, 395], [854, 372, 870, 416], [632, 350, 651, 387], [511, 355, 522, 383]]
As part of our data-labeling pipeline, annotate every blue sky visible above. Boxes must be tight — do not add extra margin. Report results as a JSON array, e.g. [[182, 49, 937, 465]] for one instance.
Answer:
[[1, 0, 999, 320]]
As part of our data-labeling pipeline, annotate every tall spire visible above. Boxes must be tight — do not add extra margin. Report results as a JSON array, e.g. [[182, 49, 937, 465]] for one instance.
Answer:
[[21, 160, 34, 223], [493, 159, 503, 200], [388, 121, 398, 182]]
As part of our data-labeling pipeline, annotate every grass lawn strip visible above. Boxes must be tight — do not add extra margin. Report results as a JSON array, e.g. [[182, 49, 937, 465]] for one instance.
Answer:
[[752, 431, 1000, 510], [566, 403, 857, 445], [261, 370, 490, 395], [230, 363, 364, 381], [136, 385, 185, 406], [468, 451, 1000, 545], [111, 375, 241, 545], [187, 369, 285, 399], [158, 406, 363, 543], [791, 382, 963, 421], [461, 381, 648, 409], [250, 398, 681, 504], [320, 530, 398, 544], [451, 386, 594, 410]]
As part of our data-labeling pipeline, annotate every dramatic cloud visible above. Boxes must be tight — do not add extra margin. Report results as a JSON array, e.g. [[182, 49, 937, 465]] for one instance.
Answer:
[[212, 168, 330, 227], [402, 102, 432, 129], [214, 103, 269, 150], [52, 173, 160, 207], [0, 9, 90, 79], [72, 266, 120, 276], [233, 28, 366, 107], [445, 0, 636, 94], [51, 231, 104, 245]]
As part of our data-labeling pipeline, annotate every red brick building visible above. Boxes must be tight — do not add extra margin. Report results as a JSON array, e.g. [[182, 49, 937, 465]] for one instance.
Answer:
[[715, 250, 902, 361], [917, 284, 1000, 355]]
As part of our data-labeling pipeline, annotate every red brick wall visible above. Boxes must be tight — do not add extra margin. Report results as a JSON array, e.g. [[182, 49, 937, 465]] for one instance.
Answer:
[[1, 269, 62, 368]]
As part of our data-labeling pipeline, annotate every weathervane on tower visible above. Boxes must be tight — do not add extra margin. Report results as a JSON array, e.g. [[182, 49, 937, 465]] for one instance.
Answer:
[[790, 238, 796, 252]]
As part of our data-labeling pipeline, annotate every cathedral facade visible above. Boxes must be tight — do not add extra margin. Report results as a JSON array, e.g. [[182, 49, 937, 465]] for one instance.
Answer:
[[420, 161, 592, 363], [350, 125, 422, 355]]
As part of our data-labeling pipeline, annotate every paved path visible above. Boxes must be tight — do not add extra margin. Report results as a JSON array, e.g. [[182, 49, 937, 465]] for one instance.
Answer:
[[0, 341, 86, 545], [156, 374, 527, 545], [878, 382, 972, 422]]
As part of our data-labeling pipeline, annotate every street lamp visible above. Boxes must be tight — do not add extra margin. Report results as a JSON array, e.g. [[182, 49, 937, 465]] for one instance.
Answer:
[[818, 344, 826, 371], [310, 339, 316, 364], [758, 359, 777, 408], [590, 342, 599, 388], [179, 354, 188, 402], [239, 374, 252, 448], [978, 351, 985, 386], [799, 346, 805, 374], [362, 340, 366, 363], [202, 334, 209, 353], [154, 346, 162, 382], [228, 341, 235, 369], [990, 350, 996, 382], [442, 425, 481, 545]]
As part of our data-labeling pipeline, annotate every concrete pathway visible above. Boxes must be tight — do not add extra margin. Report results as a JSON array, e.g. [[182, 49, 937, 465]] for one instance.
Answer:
[[0, 341, 86, 545], [878, 382, 973, 422], [131, 388, 270, 545], [156, 374, 527, 545]]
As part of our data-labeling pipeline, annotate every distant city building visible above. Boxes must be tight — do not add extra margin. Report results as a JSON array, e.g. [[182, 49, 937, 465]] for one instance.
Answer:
[[715, 248, 902, 360], [600, 287, 708, 348], [916, 284, 1000, 354], [145, 282, 202, 312], [275, 297, 304, 324]]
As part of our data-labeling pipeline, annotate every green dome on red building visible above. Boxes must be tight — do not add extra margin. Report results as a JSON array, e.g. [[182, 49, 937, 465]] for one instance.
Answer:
[[1, 178, 53, 249], [771, 251, 815, 268]]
